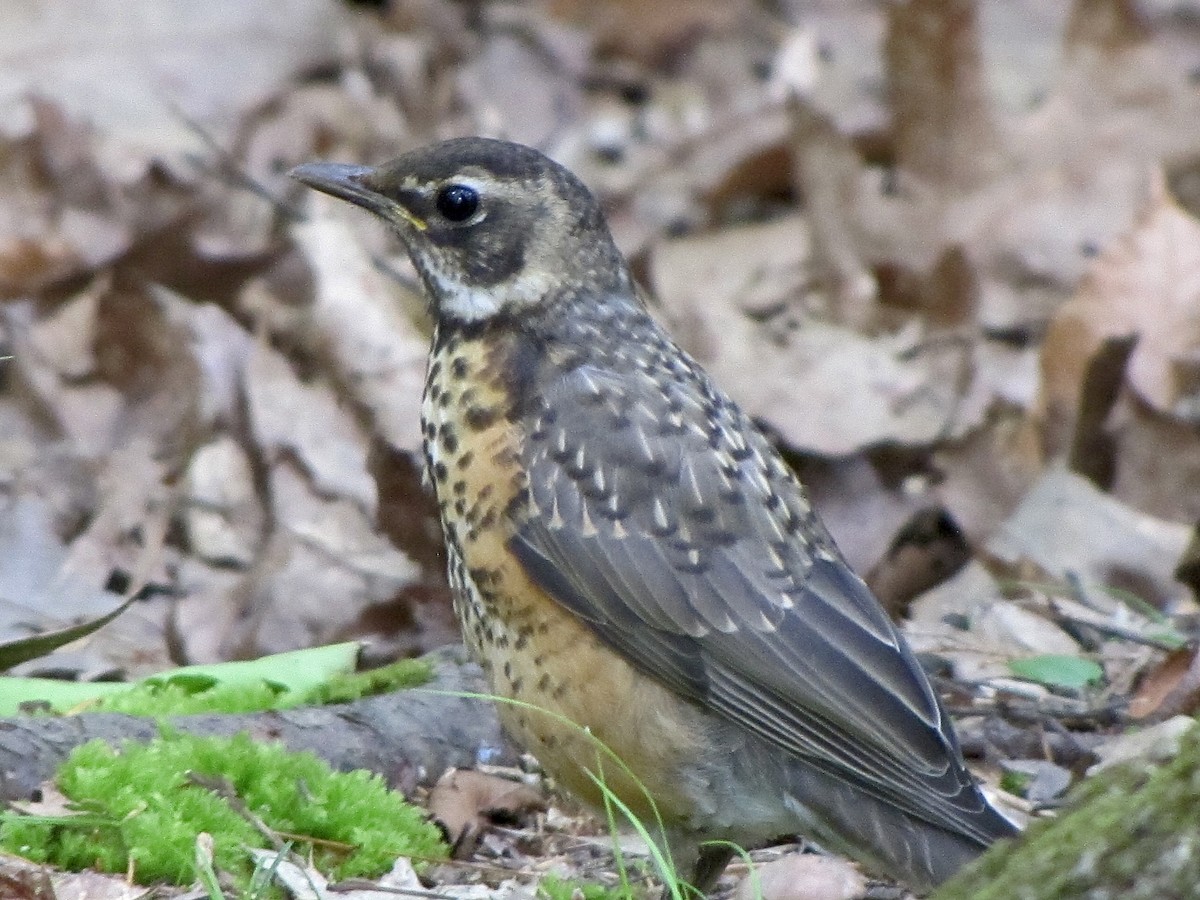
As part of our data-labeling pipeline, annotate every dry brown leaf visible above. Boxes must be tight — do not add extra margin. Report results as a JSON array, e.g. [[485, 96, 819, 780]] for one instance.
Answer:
[[787, 101, 875, 327], [885, 0, 1003, 192], [1109, 389, 1200, 525], [0, 855, 56, 900], [1065, 334, 1138, 487], [428, 768, 546, 855], [653, 216, 988, 454], [1041, 172, 1200, 431], [849, 0, 1200, 337], [1128, 645, 1200, 721], [865, 507, 971, 619], [933, 405, 1044, 546], [0, 102, 131, 296], [226, 459, 420, 657], [56, 875, 158, 900], [548, 0, 738, 66]]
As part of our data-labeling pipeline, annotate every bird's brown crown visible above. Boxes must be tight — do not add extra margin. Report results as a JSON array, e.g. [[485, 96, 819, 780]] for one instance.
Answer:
[[291, 137, 633, 325]]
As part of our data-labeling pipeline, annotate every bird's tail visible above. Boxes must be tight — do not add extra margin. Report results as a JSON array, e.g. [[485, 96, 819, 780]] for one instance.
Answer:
[[783, 765, 1018, 892]]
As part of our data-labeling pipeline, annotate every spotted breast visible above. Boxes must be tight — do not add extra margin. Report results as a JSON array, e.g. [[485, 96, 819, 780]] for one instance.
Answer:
[[419, 319, 714, 823]]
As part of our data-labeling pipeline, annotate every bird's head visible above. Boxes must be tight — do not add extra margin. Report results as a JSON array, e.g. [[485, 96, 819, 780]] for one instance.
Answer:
[[290, 137, 632, 326]]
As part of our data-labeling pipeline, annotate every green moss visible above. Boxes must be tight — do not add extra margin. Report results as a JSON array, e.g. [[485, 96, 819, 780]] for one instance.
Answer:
[[538, 874, 633, 900], [306, 657, 432, 705], [0, 731, 446, 888], [935, 720, 1200, 899], [82, 657, 432, 718], [94, 678, 296, 716], [999, 770, 1033, 797]]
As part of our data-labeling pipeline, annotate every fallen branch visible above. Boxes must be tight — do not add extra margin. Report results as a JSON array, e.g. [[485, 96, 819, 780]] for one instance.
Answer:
[[0, 645, 514, 801]]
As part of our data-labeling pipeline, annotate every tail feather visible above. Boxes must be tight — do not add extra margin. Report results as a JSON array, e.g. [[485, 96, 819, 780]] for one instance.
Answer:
[[784, 763, 1018, 892]]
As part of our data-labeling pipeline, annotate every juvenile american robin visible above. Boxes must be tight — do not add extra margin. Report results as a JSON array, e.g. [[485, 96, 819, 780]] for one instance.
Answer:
[[291, 138, 1017, 893]]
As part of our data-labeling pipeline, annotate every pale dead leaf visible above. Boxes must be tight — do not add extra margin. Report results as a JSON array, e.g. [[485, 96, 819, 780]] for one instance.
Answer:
[[974, 601, 1081, 658], [183, 436, 263, 567], [737, 854, 866, 900], [55, 207, 130, 273], [769, 26, 820, 102], [25, 282, 101, 379], [9, 783, 76, 817], [0, 0, 344, 157], [905, 561, 1021, 682], [42, 439, 178, 675], [247, 849, 328, 900], [245, 340, 377, 511], [3, 300, 124, 452], [190, 187, 279, 263], [309, 857, 426, 900], [272, 461, 415, 584], [240, 82, 407, 193], [224, 460, 419, 656], [457, 30, 584, 149], [0, 495, 125, 642], [1088, 714, 1194, 775], [986, 466, 1191, 609], [167, 557, 246, 665], [291, 202, 430, 455], [153, 287, 254, 430]]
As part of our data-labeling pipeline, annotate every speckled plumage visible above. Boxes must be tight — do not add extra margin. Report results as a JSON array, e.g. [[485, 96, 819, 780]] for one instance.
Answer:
[[291, 138, 1017, 894]]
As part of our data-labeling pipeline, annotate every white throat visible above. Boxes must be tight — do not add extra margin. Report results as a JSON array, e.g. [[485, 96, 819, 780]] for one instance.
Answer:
[[429, 268, 555, 323]]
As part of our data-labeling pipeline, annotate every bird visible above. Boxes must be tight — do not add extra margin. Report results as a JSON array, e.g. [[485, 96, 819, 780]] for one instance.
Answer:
[[290, 137, 1017, 894]]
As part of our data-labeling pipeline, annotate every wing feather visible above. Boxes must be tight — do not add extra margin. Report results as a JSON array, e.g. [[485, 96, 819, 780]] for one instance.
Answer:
[[510, 352, 1002, 844]]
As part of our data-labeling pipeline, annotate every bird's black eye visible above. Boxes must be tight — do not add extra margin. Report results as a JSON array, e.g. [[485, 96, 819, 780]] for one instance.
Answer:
[[435, 184, 480, 222]]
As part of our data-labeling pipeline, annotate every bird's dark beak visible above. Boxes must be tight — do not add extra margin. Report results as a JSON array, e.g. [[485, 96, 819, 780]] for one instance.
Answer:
[[289, 162, 427, 232]]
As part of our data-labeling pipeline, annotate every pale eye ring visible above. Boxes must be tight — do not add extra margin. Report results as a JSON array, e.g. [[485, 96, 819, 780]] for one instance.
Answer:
[[435, 183, 480, 222]]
